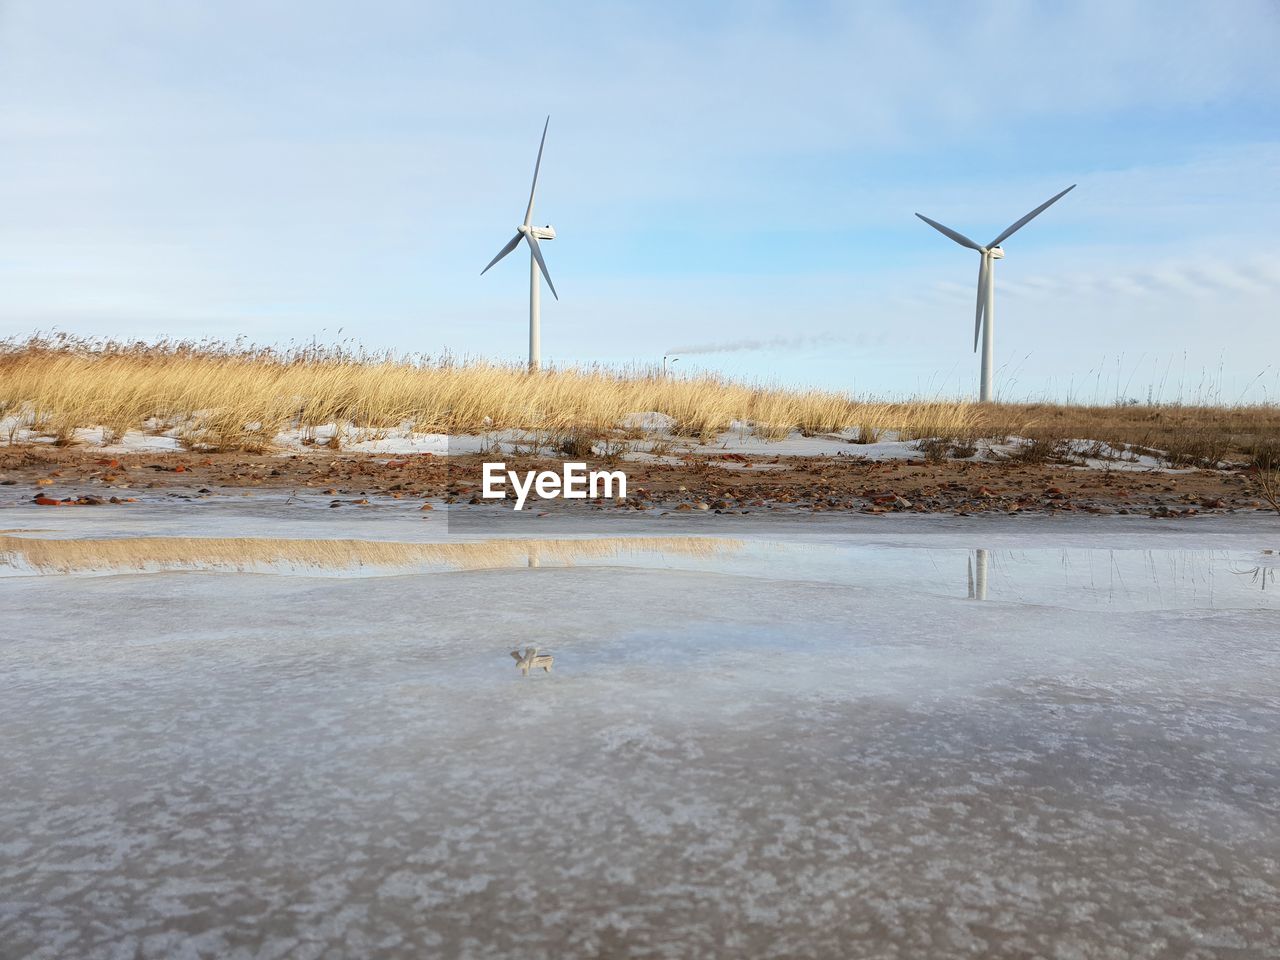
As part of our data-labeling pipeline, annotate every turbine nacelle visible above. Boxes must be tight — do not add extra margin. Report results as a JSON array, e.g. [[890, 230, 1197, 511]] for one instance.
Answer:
[[987, 246, 1004, 259], [518, 224, 556, 241]]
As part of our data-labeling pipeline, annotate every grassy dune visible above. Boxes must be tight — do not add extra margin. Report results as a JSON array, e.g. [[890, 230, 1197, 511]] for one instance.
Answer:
[[0, 336, 977, 448], [2, 335, 1277, 467]]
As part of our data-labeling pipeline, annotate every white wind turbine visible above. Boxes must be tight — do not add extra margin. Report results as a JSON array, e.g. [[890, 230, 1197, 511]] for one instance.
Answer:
[[916, 184, 1075, 402], [481, 115, 558, 371]]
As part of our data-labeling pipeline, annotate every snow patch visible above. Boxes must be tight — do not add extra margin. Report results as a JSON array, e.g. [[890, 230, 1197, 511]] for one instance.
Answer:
[[0, 415, 1208, 471]]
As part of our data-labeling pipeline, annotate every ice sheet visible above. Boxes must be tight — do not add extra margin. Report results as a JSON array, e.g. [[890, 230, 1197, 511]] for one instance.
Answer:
[[2, 506, 1279, 958]]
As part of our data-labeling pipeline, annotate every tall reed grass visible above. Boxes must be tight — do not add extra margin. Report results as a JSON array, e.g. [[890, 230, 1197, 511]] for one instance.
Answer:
[[0, 335, 979, 450], [2, 334, 1276, 460]]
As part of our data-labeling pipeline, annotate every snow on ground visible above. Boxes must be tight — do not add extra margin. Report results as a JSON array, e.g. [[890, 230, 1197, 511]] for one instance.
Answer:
[[685, 429, 922, 459], [0, 421, 185, 452], [619, 411, 676, 432], [273, 425, 454, 455], [1, 412, 1200, 471], [1, 503, 1278, 957]]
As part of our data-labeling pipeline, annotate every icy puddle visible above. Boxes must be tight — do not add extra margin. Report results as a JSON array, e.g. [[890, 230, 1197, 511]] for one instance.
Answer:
[[2, 530, 1277, 611], [2, 514, 1279, 957]]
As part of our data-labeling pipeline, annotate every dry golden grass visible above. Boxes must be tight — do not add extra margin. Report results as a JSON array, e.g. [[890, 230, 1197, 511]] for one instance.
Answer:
[[2, 335, 1276, 463], [1255, 467, 1280, 515], [0, 335, 980, 450], [977, 401, 1280, 467]]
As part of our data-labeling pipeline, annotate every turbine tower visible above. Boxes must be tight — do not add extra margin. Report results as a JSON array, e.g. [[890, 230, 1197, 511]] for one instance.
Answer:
[[916, 184, 1075, 402], [481, 116, 558, 371]]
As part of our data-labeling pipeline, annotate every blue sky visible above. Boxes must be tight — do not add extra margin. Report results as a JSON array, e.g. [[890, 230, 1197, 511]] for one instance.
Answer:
[[1, 1, 1278, 401]]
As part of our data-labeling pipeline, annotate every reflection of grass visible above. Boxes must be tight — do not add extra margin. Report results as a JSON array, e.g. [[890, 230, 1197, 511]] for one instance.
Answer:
[[0, 534, 743, 575]]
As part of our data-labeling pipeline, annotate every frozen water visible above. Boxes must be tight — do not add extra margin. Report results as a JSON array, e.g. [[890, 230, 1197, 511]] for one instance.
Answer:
[[2, 502, 1278, 958], [3, 527, 1278, 612]]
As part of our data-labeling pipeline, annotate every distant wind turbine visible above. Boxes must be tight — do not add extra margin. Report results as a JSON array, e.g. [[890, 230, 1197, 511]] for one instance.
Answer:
[[481, 115, 558, 371], [916, 184, 1075, 402]]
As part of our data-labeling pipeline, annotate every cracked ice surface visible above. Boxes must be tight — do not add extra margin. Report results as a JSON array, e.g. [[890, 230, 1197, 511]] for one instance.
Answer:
[[1, 507, 1279, 958]]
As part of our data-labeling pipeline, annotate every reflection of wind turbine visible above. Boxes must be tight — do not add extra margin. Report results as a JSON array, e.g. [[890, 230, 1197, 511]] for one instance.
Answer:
[[967, 548, 989, 600], [481, 116, 558, 371], [916, 185, 1075, 402], [1231, 563, 1275, 590]]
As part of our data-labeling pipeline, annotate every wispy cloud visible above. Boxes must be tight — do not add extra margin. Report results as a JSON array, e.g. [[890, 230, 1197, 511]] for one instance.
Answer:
[[667, 332, 844, 356], [993, 251, 1280, 304]]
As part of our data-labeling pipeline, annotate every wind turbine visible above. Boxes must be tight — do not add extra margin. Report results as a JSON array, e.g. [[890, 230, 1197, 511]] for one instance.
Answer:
[[481, 116, 558, 371], [916, 184, 1075, 402]]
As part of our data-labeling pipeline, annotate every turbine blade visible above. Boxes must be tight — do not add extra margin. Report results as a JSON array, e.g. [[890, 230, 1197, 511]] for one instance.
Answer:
[[523, 115, 550, 228], [915, 213, 983, 251], [974, 256, 988, 352], [481, 232, 523, 275], [988, 184, 1076, 248], [525, 233, 558, 300]]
